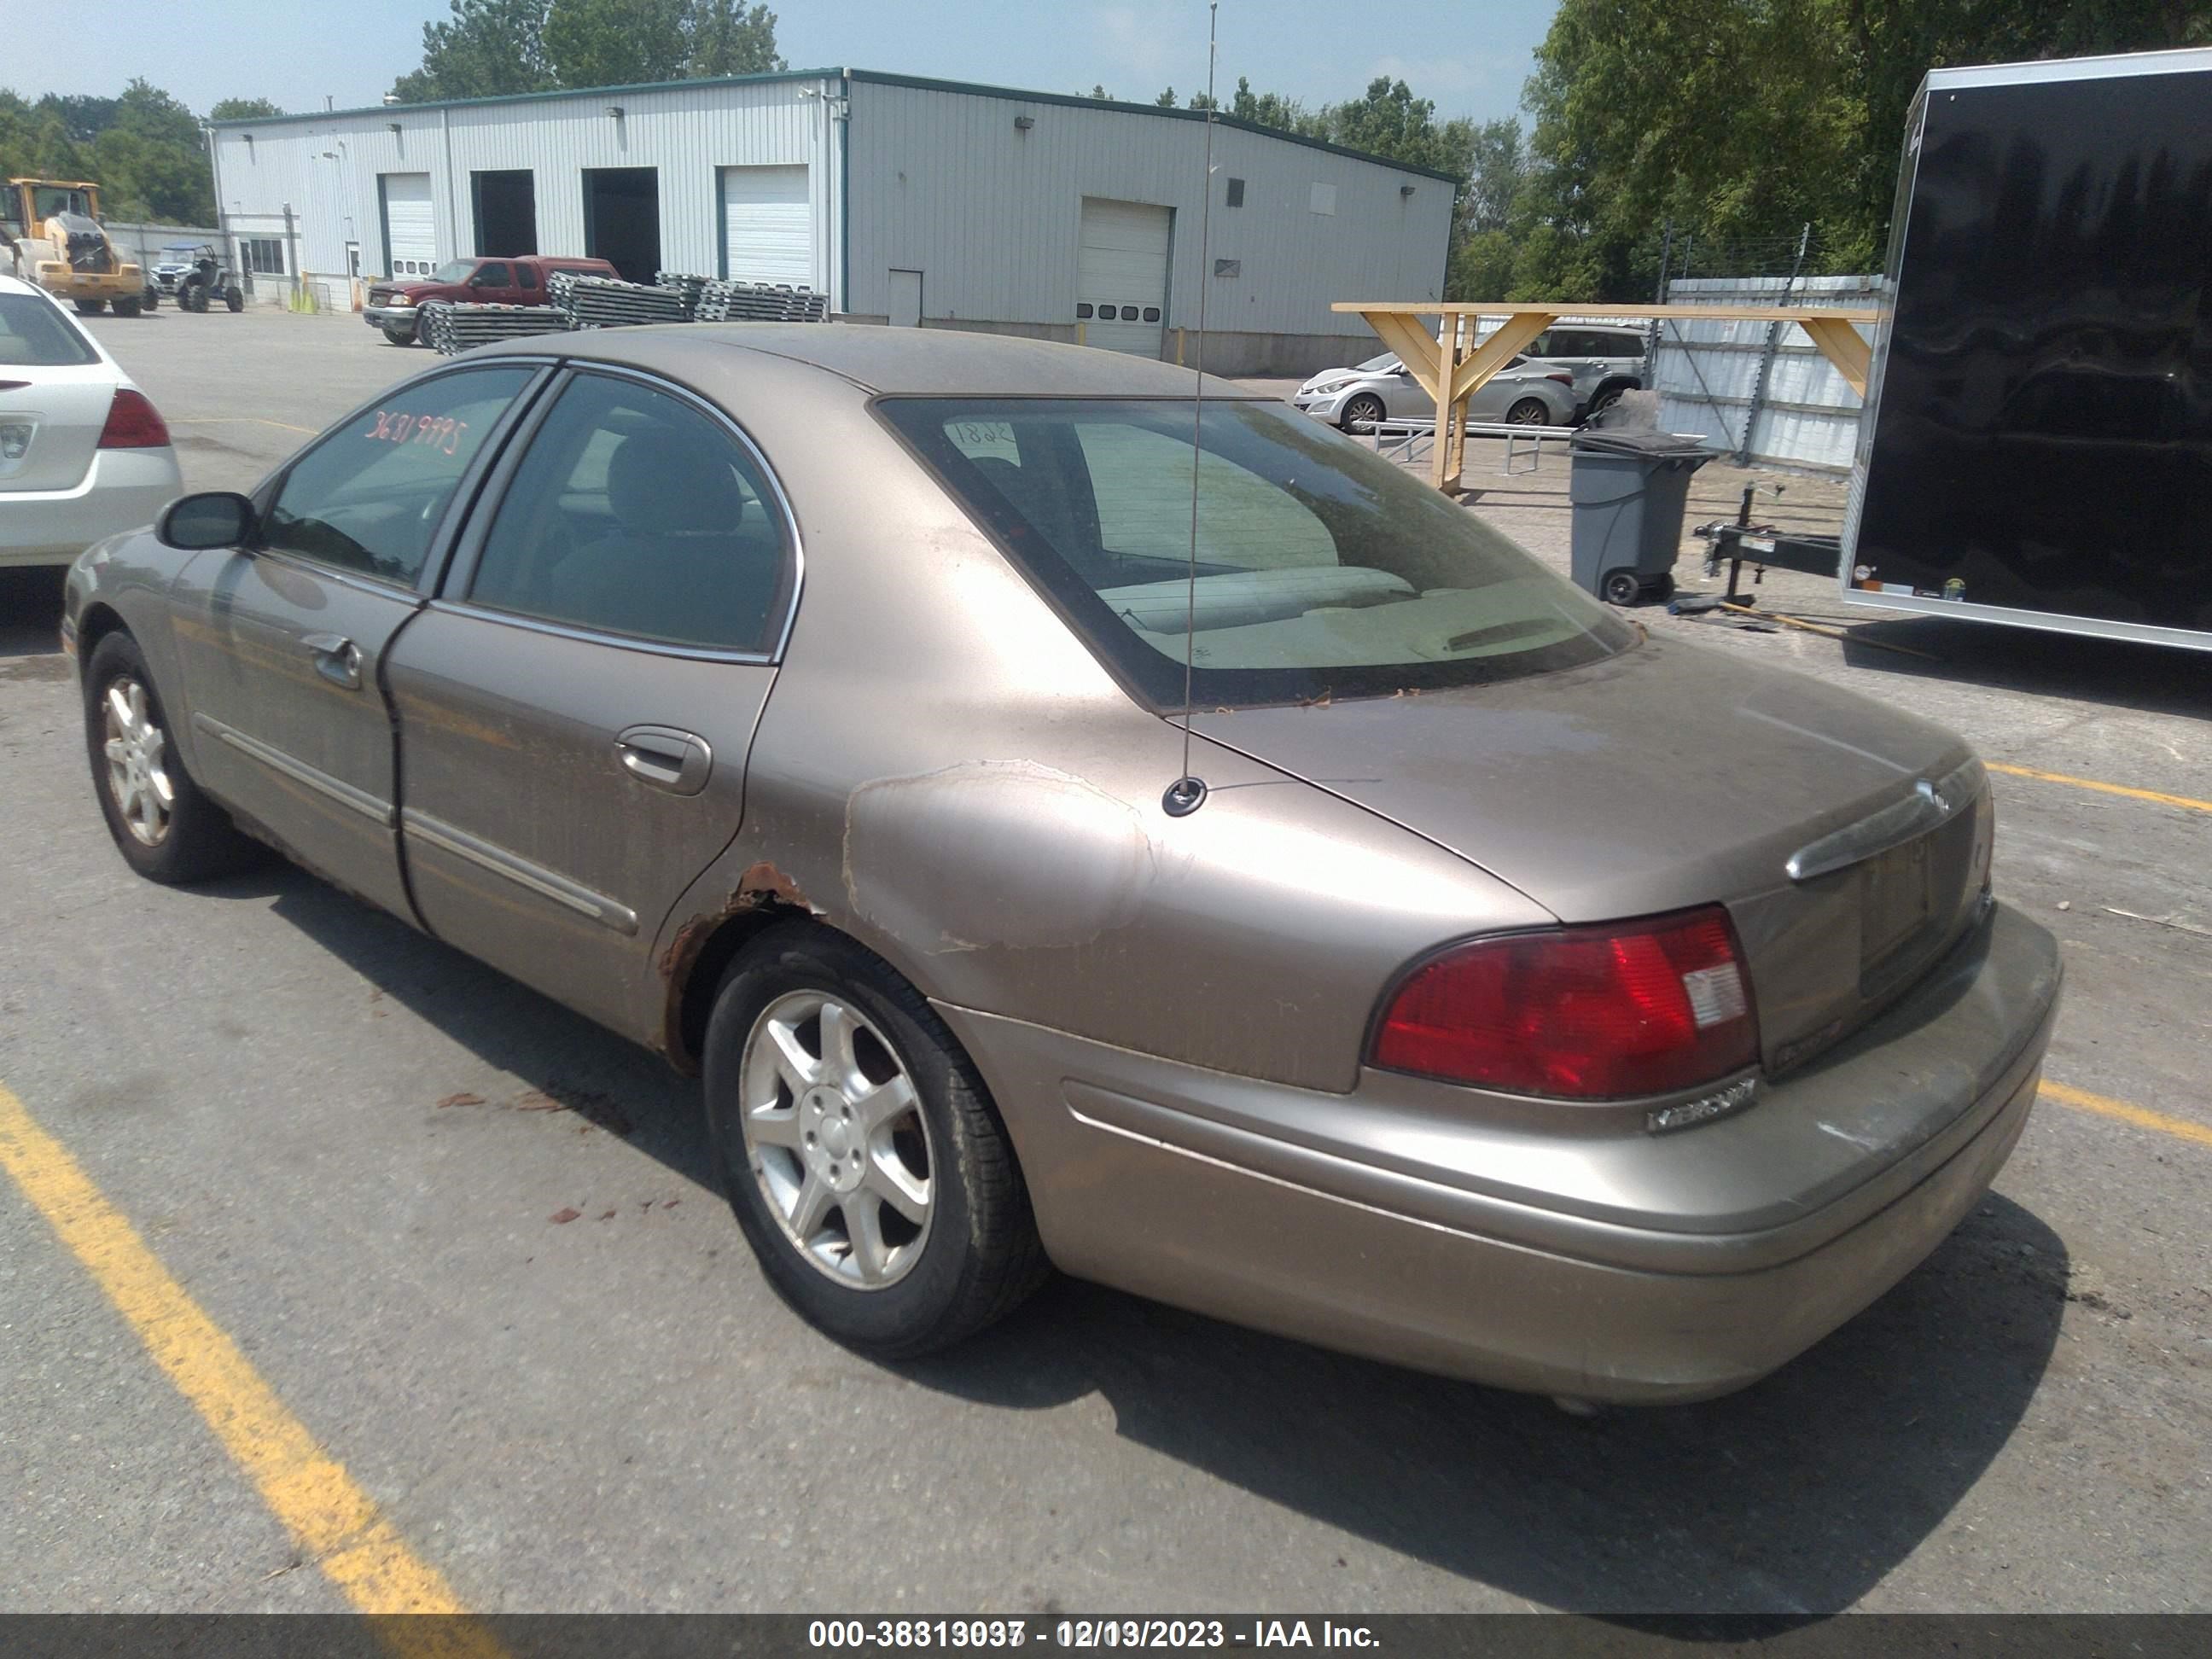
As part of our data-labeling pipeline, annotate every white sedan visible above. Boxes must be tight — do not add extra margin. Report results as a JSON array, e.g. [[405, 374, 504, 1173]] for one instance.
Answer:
[[1, 273, 182, 570]]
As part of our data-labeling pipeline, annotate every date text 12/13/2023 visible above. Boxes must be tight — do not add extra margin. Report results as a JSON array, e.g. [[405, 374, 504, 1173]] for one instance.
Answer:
[[807, 1620, 1381, 1650]]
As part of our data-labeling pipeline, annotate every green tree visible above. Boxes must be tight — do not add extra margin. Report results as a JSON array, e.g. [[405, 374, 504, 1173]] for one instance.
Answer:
[[1225, 77, 1317, 135], [1462, 117, 1522, 235], [686, 2, 784, 76], [1155, 86, 1178, 106], [393, 0, 783, 99], [1323, 77, 1476, 183], [36, 94, 120, 143], [207, 97, 284, 120], [1516, 0, 2212, 301], [94, 79, 214, 222], [391, 0, 556, 102], [544, 0, 690, 85]]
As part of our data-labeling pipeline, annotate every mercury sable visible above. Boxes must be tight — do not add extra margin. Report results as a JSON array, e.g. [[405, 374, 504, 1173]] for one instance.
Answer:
[[63, 327, 2060, 1402]]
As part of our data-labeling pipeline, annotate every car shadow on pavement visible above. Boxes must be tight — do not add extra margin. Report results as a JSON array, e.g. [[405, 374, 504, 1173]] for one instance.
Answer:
[[1841, 614, 2212, 723], [900, 1202, 2068, 1619], [246, 870, 720, 1189], [242, 864, 2065, 1617]]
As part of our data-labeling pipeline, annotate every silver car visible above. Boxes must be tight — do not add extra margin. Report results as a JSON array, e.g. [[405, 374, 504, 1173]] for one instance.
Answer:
[[64, 327, 2059, 1404], [1295, 349, 1579, 429], [2, 274, 183, 572]]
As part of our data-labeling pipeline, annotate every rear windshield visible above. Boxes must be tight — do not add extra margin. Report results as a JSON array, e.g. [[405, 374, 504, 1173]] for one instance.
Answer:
[[881, 397, 1635, 707], [0, 294, 100, 367]]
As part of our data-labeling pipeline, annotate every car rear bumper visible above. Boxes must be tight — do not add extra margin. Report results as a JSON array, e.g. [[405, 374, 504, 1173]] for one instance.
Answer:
[[0, 449, 182, 568], [944, 900, 2061, 1403]]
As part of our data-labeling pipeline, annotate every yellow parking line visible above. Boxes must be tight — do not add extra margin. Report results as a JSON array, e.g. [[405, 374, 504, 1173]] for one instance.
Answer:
[[0, 1082, 504, 1655], [1987, 760, 2212, 815], [2040, 1080, 2212, 1149], [169, 416, 320, 435]]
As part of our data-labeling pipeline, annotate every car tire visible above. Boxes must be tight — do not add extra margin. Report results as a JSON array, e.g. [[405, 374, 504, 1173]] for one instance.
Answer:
[[1586, 384, 1629, 419], [224, 287, 245, 312], [182, 286, 208, 313], [1507, 398, 1551, 426], [112, 294, 142, 318], [75, 298, 105, 316], [84, 632, 265, 884], [381, 323, 416, 346], [142, 285, 160, 311], [1600, 568, 1644, 606], [701, 923, 1049, 1358], [1339, 393, 1387, 432]]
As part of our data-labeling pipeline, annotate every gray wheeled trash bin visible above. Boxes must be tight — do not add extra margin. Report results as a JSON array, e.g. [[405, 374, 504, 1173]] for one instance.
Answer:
[[1568, 429, 1717, 605]]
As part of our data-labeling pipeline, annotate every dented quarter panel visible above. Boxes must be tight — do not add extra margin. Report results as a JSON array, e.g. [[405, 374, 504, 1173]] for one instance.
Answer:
[[618, 336, 1551, 1090]]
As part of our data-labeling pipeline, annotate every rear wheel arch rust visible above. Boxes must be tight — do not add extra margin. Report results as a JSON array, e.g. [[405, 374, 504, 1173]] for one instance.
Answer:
[[661, 861, 823, 1072]]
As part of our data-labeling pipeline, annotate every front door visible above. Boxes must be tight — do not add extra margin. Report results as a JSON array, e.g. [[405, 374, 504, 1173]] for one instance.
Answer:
[[169, 364, 541, 917], [384, 367, 795, 1038]]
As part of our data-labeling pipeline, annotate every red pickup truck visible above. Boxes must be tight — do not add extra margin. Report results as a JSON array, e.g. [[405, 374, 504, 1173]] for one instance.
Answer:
[[364, 254, 619, 346]]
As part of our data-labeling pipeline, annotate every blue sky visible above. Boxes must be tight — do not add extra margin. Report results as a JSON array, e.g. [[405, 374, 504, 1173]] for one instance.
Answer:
[[40, 1, 1561, 126]]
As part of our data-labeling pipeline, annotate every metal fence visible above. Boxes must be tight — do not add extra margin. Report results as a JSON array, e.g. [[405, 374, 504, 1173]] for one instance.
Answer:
[[1650, 273, 1879, 474]]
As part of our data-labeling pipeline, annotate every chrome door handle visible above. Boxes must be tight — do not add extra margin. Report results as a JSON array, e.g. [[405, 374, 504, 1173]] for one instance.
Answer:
[[615, 725, 713, 796], [302, 632, 362, 690]]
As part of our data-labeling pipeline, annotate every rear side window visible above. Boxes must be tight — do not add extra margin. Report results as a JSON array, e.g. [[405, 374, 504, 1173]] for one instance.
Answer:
[[517, 265, 538, 290], [466, 372, 793, 654], [881, 397, 1633, 707], [476, 262, 511, 286], [261, 366, 534, 586], [0, 294, 99, 366]]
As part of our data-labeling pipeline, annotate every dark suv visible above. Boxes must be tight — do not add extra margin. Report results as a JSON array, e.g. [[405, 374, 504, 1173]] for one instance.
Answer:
[[364, 254, 618, 346]]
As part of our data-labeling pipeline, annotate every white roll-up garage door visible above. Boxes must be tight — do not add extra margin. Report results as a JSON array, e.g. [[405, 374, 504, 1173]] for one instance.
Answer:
[[1078, 198, 1172, 358], [380, 173, 435, 276], [720, 165, 811, 287]]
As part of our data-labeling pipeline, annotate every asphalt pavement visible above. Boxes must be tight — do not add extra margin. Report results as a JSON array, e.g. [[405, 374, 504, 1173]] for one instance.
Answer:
[[0, 308, 2206, 1617]]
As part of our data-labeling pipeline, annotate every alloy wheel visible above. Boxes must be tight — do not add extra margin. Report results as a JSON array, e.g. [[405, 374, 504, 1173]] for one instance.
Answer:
[[738, 989, 935, 1289], [102, 678, 174, 847]]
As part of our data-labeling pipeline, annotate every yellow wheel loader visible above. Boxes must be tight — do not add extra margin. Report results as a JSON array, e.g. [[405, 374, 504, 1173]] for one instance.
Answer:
[[3, 179, 148, 317]]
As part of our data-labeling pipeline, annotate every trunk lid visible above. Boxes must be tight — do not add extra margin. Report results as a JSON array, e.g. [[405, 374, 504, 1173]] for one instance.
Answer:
[[0, 362, 115, 495], [1193, 636, 1994, 1075]]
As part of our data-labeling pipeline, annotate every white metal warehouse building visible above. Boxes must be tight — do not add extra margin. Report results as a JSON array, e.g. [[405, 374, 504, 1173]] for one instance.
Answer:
[[204, 67, 1454, 375]]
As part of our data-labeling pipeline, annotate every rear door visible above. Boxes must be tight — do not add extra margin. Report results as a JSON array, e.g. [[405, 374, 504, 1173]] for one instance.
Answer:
[[0, 289, 113, 498], [384, 365, 796, 1038], [167, 364, 542, 918]]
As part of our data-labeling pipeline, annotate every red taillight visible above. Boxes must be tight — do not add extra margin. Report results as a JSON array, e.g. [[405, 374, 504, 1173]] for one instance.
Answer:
[[1371, 906, 1759, 1098], [1546, 371, 1575, 386], [98, 387, 171, 450]]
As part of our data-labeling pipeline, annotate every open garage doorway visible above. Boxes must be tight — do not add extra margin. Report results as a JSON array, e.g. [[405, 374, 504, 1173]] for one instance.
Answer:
[[583, 167, 660, 284], [472, 170, 537, 257]]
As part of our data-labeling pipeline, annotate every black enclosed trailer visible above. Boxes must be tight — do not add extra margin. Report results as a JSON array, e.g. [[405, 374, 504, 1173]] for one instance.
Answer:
[[1842, 48, 2212, 653]]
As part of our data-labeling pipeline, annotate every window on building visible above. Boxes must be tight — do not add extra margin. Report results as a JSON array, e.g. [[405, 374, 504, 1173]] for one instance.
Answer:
[[1142, 306, 1160, 322], [242, 238, 285, 276], [1225, 178, 1245, 208], [1076, 302, 1093, 319]]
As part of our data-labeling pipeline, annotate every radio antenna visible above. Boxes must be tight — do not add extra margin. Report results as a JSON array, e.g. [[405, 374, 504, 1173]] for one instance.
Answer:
[[1161, 0, 1220, 820]]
